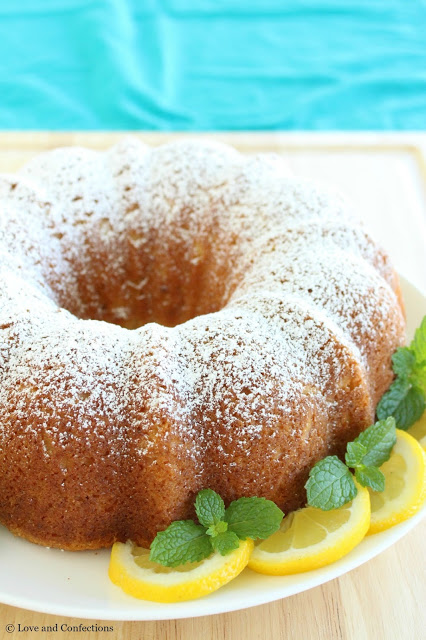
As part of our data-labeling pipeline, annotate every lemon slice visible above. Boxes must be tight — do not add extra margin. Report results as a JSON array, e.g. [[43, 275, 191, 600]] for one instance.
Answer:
[[109, 538, 253, 603], [248, 482, 370, 575], [408, 412, 426, 451], [368, 429, 426, 534]]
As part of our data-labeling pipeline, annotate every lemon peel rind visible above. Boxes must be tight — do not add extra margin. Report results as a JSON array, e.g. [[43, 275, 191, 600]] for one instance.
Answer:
[[367, 431, 426, 535], [109, 539, 253, 603], [248, 484, 370, 576]]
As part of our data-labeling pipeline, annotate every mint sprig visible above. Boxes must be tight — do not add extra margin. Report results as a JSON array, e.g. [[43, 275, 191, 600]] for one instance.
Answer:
[[377, 316, 426, 429], [377, 379, 425, 429], [149, 521, 212, 568], [350, 416, 397, 468], [345, 441, 367, 468], [391, 347, 416, 377], [306, 417, 396, 510], [224, 496, 284, 540], [305, 456, 357, 510], [412, 316, 426, 363], [195, 489, 225, 527], [149, 491, 284, 567], [211, 530, 240, 555], [354, 465, 384, 492]]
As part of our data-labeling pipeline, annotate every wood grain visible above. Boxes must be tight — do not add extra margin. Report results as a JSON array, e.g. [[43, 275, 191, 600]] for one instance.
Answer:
[[0, 133, 425, 640], [0, 522, 424, 640]]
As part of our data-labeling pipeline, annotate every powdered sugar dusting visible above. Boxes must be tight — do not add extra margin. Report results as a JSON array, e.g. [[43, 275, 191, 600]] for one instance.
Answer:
[[0, 135, 404, 460], [0, 138, 406, 546]]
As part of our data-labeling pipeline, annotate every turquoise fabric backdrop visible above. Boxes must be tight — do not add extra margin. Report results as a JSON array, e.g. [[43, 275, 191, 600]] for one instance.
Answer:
[[0, 1, 425, 130]]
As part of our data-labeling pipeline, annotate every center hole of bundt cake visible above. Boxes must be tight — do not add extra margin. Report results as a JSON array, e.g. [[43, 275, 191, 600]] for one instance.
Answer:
[[104, 278, 226, 330], [61, 235, 234, 330]]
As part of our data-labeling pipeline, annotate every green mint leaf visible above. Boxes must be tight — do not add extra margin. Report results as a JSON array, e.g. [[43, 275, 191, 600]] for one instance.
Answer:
[[377, 318, 426, 430], [149, 520, 212, 568], [411, 316, 426, 364], [352, 417, 397, 467], [206, 520, 228, 538], [345, 441, 367, 468], [195, 489, 226, 528], [377, 377, 412, 420], [305, 456, 357, 510], [224, 497, 284, 540], [211, 530, 240, 556], [391, 347, 416, 377], [355, 465, 385, 492], [378, 379, 425, 429], [412, 361, 426, 394], [393, 385, 425, 428]]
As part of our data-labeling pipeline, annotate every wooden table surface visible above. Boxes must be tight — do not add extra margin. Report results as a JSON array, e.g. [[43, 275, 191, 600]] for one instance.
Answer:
[[0, 132, 425, 640]]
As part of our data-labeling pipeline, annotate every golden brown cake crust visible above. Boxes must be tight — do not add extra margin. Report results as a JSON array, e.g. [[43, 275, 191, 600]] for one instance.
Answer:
[[0, 139, 405, 550]]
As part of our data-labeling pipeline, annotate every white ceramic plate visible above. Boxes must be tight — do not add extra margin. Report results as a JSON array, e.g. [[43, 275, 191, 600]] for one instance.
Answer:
[[0, 275, 425, 621]]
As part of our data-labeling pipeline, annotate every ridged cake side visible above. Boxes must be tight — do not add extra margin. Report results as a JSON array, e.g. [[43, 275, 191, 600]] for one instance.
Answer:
[[0, 139, 405, 549]]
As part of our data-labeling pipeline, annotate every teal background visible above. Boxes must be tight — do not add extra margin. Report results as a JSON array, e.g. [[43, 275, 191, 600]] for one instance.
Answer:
[[1, 1, 425, 130]]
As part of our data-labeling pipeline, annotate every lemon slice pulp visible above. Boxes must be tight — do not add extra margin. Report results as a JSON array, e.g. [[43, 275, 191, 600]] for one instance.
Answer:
[[367, 429, 426, 534], [408, 413, 426, 451], [109, 538, 253, 603], [248, 481, 370, 575]]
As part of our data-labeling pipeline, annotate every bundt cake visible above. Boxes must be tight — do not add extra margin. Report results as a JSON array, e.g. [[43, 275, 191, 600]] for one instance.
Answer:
[[0, 138, 405, 551]]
